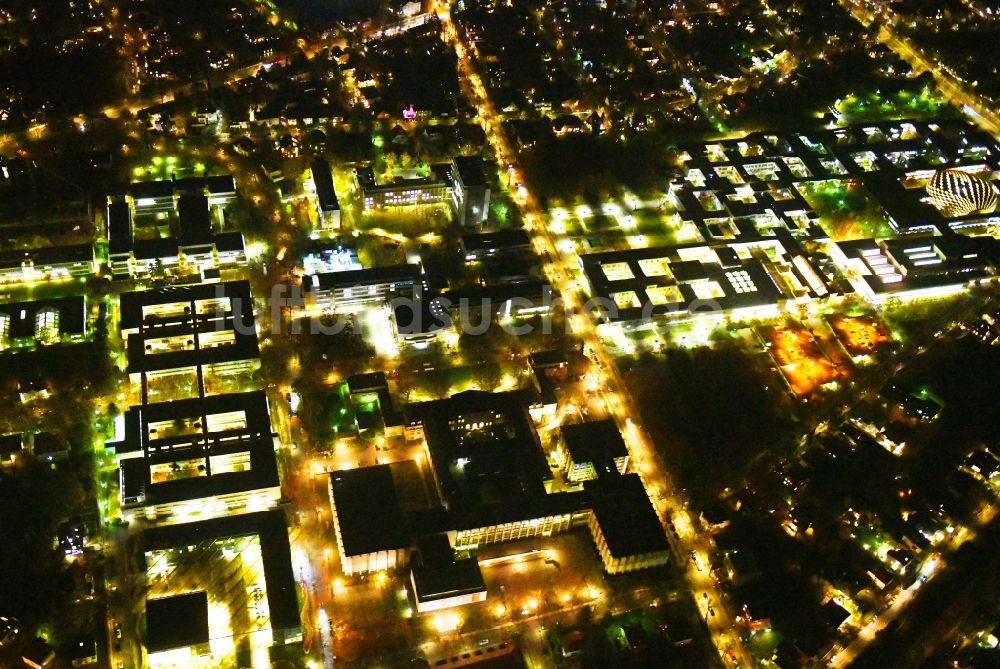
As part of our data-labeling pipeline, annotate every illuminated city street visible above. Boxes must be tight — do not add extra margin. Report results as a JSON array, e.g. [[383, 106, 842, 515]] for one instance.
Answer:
[[1, 1, 1000, 668]]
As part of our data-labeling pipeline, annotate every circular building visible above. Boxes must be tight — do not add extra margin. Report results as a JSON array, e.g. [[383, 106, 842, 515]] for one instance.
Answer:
[[926, 168, 998, 217]]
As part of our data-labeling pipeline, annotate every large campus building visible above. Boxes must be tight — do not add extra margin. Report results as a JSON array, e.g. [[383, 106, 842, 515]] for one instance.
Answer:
[[105, 175, 245, 279], [111, 272, 300, 666], [118, 280, 260, 393], [112, 281, 281, 524], [354, 156, 491, 226], [326, 390, 671, 585], [672, 119, 1000, 240], [831, 234, 999, 302], [110, 391, 281, 522], [579, 234, 834, 326], [141, 511, 302, 667]]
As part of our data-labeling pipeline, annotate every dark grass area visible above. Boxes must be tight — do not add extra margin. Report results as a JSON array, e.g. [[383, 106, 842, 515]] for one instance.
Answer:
[[625, 344, 798, 506], [888, 334, 1000, 493], [520, 133, 678, 204]]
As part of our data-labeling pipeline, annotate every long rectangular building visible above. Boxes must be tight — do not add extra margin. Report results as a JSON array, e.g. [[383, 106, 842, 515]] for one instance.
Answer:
[[303, 263, 423, 311], [579, 237, 833, 326], [355, 157, 491, 227], [309, 158, 341, 229], [832, 234, 999, 302], [0, 244, 97, 285]]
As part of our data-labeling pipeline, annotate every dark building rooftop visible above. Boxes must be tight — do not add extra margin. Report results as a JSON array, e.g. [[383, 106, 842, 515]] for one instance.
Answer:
[[560, 420, 629, 477], [141, 511, 300, 635], [328, 465, 409, 556], [452, 155, 489, 188], [107, 176, 239, 269], [527, 349, 569, 370], [346, 371, 389, 395], [460, 229, 532, 258], [130, 179, 176, 202], [145, 591, 210, 653], [0, 433, 23, 459], [304, 263, 423, 293], [585, 473, 670, 559], [107, 200, 133, 255], [177, 193, 213, 245], [33, 432, 69, 458], [410, 535, 486, 608], [311, 158, 340, 212], [443, 279, 553, 315], [405, 390, 552, 509], [0, 244, 95, 271], [128, 175, 236, 200], [393, 297, 452, 336], [346, 371, 403, 427], [0, 295, 86, 342]]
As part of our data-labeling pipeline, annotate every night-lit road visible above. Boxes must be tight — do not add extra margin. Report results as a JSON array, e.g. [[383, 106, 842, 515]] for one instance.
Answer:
[[435, 3, 753, 666], [840, 0, 1000, 140], [825, 502, 997, 667]]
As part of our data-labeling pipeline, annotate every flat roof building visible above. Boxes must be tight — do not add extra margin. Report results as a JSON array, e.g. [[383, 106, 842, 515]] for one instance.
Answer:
[[0, 296, 87, 350], [328, 464, 410, 575], [0, 433, 24, 467], [460, 229, 532, 261], [355, 166, 449, 210], [0, 244, 96, 286], [580, 238, 823, 325], [118, 280, 260, 389], [409, 534, 487, 613], [346, 371, 404, 427], [443, 280, 554, 320], [585, 473, 671, 574], [145, 591, 210, 656], [831, 234, 998, 302], [672, 120, 1000, 240], [355, 156, 491, 226], [303, 263, 423, 311], [111, 391, 280, 521], [324, 389, 671, 579], [32, 432, 69, 462], [405, 390, 553, 509], [391, 296, 454, 349], [450, 156, 491, 227], [558, 420, 630, 483], [308, 158, 341, 229], [141, 510, 301, 649], [106, 175, 244, 279]]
